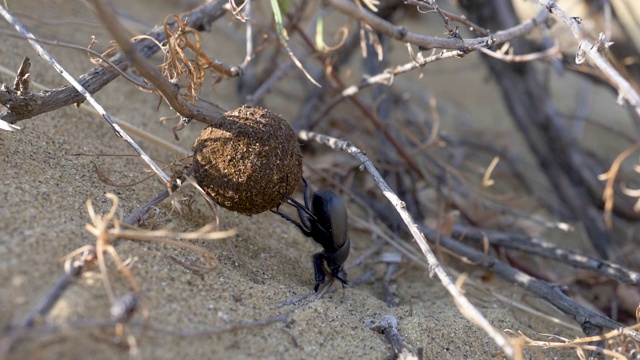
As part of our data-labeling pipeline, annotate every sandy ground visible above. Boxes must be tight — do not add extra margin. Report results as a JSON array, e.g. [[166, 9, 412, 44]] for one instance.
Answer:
[[0, 0, 612, 359]]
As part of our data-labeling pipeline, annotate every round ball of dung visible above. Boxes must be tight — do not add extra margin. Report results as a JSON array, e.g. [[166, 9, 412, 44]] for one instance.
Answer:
[[193, 105, 302, 215]]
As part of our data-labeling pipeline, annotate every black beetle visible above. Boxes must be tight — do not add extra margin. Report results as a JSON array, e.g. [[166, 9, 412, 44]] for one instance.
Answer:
[[272, 178, 350, 291]]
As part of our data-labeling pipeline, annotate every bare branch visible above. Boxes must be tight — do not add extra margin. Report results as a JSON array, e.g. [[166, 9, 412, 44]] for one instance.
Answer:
[[325, 0, 549, 51], [299, 130, 516, 359], [367, 315, 420, 360], [1, 0, 228, 124], [451, 224, 640, 285], [537, 0, 640, 119], [404, 0, 489, 36], [91, 0, 227, 127], [0, 4, 172, 184], [423, 221, 636, 338]]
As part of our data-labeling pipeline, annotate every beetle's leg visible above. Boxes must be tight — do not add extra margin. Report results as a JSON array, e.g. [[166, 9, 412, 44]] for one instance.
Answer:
[[284, 195, 314, 231], [332, 266, 348, 287], [270, 209, 312, 237], [272, 181, 316, 225], [284, 179, 328, 235], [302, 178, 311, 210], [298, 178, 314, 230], [312, 252, 327, 292]]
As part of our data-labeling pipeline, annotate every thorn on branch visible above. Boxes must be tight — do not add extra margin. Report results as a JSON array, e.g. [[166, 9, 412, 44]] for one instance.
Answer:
[[545, 1, 555, 13], [593, 32, 614, 52], [396, 25, 408, 40], [457, 46, 471, 55], [13, 56, 31, 95], [110, 293, 139, 323], [447, 26, 461, 40], [484, 34, 495, 48], [575, 43, 586, 64]]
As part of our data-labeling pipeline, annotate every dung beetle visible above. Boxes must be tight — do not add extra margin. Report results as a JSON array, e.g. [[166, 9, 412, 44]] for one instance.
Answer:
[[272, 178, 350, 291]]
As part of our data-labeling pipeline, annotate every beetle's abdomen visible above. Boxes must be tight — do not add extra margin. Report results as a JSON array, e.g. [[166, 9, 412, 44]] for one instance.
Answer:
[[311, 190, 348, 250]]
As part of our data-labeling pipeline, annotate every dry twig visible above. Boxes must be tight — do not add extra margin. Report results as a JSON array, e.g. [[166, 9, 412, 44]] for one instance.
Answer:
[[367, 315, 420, 360], [0, 4, 172, 184], [506, 322, 640, 359], [451, 224, 640, 285], [3, 189, 234, 356], [325, 0, 549, 51], [537, 0, 640, 120], [91, 0, 228, 128], [0, 0, 228, 124], [417, 222, 635, 339], [299, 130, 516, 358]]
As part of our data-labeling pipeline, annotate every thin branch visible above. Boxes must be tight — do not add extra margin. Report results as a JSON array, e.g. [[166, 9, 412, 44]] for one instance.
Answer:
[[309, 48, 464, 128], [418, 222, 636, 339], [239, 0, 254, 70], [0, 5, 171, 184], [148, 311, 290, 337], [91, 0, 226, 128], [537, 0, 640, 119], [0, 29, 153, 90], [246, 60, 295, 106], [404, 0, 489, 36], [325, 0, 549, 51], [476, 42, 561, 63], [125, 189, 170, 225], [367, 315, 420, 360], [451, 225, 640, 285], [1, 0, 228, 124], [4, 311, 290, 349], [299, 130, 515, 359], [18, 260, 83, 328]]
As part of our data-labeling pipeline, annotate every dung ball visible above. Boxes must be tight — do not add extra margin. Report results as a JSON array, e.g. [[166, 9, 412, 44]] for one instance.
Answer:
[[193, 105, 302, 215]]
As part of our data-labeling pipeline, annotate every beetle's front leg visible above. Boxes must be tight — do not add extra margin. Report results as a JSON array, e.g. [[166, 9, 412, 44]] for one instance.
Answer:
[[270, 209, 312, 237], [332, 266, 348, 288], [312, 252, 327, 292]]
